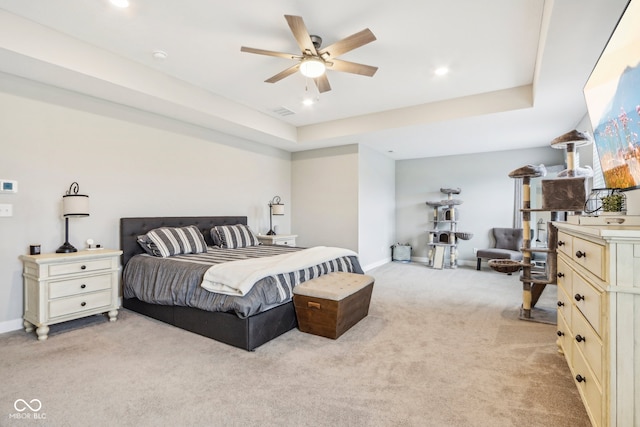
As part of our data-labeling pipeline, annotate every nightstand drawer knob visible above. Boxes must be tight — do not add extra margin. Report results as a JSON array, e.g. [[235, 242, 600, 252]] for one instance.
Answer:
[[575, 374, 586, 383], [574, 293, 585, 302], [575, 334, 586, 343], [575, 250, 586, 259], [80, 265, 87, 270], [81, 302, 86, 307], [80, 284, 86, 289]]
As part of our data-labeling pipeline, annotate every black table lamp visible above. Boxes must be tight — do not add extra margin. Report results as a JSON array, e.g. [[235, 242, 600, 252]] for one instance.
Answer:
[[56, 182, 90, 253], [267, 196, 284, 235]]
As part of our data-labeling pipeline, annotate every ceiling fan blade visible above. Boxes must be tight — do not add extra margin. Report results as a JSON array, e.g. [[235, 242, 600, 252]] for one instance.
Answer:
[[327, 58, 378, 77], [285, 15, 318, 55], [314, 74, 331, 93], [319, 28, 376, 59], [241, 46, 300, 60], [265, 63, 301, 83]]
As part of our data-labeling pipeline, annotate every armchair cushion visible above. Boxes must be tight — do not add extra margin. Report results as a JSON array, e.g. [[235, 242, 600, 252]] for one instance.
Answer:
[[476, 228, 523, 270]]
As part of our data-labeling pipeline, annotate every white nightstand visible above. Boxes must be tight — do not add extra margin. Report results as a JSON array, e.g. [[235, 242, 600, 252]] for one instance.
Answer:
[[257, 234, 297, 246], [20, 249, 122, 341]]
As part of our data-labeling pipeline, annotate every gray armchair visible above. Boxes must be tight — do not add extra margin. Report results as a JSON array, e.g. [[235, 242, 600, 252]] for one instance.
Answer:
[[476, 228, 523, 270]]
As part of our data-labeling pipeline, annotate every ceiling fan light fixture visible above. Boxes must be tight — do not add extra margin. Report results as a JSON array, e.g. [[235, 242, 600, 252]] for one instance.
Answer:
[[299, 57, 326, 78]]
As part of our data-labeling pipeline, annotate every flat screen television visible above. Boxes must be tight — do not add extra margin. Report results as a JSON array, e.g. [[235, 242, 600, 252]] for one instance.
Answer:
[[583, 0, 640, 191]]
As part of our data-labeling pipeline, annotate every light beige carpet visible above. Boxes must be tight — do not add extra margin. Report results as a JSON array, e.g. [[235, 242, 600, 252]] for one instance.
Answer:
[[0, 262, 590, 427]]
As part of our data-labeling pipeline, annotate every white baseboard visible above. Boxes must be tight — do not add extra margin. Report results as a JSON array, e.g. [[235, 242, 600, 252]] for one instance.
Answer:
[[0, 318, 24, 334], [362, 257, 391, 272]]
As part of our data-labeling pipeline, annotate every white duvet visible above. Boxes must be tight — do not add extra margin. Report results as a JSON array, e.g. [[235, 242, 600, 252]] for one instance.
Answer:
[[200, 246, 358, 296]]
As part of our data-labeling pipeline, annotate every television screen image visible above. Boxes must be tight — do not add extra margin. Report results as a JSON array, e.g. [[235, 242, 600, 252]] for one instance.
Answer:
[[584, 0, 640, 191]]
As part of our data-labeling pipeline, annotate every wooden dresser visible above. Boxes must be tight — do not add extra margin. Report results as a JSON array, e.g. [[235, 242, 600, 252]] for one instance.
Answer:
[[554, 222, 640, 427]]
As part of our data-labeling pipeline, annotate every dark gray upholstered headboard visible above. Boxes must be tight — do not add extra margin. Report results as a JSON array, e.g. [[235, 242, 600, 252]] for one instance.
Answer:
[[120, 216, 247, 266]]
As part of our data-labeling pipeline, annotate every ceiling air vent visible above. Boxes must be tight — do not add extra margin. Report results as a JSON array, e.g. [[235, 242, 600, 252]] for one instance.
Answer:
[[272, 106, 295, 117]]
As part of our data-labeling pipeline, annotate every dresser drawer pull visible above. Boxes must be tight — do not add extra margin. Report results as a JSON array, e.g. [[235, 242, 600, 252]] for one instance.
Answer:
[[558, 241, 565, 246], [575, 374, 586, 383], [557, 272, 564, 278], [575, 250, 586, 259], [81, 302, 86, 307], [574, 293, 585, 302], [80, 284, 86, 289], [80, 265, 87, 270], [557, 330, 564, 337], [557, 301, 564, 307], [575, 334, 586, 343]]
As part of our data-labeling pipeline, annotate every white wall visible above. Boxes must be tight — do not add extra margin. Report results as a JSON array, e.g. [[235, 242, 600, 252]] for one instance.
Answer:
[[291, 145, 359, 252], [0, 84, 291, 330], [395, 146, 564, 266], [358, 146, 396, 269]]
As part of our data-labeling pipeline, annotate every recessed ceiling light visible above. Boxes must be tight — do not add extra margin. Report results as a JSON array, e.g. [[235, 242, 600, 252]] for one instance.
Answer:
[[110, 0, 130, 8], [152, 50, 168, 60], [434, 67, 449, 76]]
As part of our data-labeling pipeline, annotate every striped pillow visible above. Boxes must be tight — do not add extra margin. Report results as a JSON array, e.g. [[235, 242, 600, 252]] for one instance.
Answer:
[[145, 225, 207, 257], [214, 224, 260, 249]]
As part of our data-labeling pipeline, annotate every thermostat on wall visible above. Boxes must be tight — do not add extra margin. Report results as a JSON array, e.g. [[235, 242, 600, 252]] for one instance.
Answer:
[[0, 179, 17, 193]]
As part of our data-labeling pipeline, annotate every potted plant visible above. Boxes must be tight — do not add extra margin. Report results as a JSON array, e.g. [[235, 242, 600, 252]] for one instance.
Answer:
[[601, 192, 624, 213]]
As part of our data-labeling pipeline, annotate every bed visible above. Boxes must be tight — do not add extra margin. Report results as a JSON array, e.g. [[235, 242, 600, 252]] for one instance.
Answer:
[[120, 216, 364, 351]]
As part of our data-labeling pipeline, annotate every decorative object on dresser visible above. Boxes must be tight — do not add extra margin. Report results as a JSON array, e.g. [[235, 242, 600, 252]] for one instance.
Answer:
[[257, 233, 297, 246], [20, 249, 122, 341], [293, 272, 374, 339], [425, 187, 472, 269], [56, 182, 90, 253], [267, 195, 285, 235], [120, 216, 364, 351], [554, 222, 640, 427]]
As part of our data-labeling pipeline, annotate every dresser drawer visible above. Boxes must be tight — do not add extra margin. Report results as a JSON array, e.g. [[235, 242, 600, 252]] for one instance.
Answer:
[[572, 342, 603, 427], [49, 290, 112, 318], [557, 284, 572, 329], [572, 307, 603, 384], [573, 272, 603, 335], [557, 310, 572, 360], [557, 232, 573, 259], [48, 258, 113, 277], [572, 237, 605, 280], [49, 274, 112, 299], [556, 257, 573, 304]]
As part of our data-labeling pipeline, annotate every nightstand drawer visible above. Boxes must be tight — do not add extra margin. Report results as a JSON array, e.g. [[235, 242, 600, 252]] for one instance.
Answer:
[[274, 238, 296, 246], [49, 274, 112, 299], [48, 259, 113, 277], [49, 290, 112, 318]]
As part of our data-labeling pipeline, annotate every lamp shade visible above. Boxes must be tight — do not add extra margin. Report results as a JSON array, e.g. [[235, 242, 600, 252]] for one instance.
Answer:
[[62, 194, 89, 217], [272, 203, 285, 215]]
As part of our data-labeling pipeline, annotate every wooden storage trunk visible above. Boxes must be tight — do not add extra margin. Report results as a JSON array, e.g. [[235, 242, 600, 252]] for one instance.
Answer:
[[293, 272, 374, 339]]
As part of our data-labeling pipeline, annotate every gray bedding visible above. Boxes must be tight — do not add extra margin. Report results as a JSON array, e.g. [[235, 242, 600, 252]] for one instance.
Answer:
[[122, 245, 363, 318]]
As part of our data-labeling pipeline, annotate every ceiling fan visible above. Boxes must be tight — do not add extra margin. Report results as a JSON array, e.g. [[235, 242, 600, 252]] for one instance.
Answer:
[[240, 15, 378, 93]]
